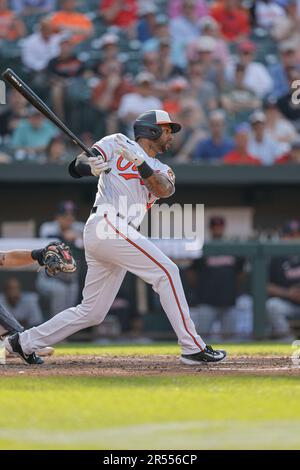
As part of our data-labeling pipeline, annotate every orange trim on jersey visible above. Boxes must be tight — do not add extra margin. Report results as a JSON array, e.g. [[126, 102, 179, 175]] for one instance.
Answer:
[[104, 215, 203, 351], [93, 144, 108, 162]]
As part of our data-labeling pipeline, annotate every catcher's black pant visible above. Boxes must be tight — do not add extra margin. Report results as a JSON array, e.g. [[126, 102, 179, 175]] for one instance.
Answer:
[[0, 302, 24, 337]]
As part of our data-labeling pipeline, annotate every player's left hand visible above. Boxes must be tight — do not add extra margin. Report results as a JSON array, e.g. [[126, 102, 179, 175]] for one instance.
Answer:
[[115, 134, 145, 166]]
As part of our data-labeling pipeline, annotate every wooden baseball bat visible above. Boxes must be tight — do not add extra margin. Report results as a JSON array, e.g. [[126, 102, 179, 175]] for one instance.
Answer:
[[2, 68, 111, 173]]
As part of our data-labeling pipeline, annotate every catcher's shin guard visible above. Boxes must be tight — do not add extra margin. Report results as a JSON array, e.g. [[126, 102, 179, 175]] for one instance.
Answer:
[[0, 303, 24, 338]]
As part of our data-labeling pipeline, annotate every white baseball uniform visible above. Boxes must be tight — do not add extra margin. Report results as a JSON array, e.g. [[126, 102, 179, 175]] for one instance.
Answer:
[[18, 134, 206, 355]]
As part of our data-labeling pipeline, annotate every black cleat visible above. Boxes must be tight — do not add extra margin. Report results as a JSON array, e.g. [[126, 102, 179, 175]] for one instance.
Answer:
[[181, 345, 226, 365], [7, 333, 44, 365]]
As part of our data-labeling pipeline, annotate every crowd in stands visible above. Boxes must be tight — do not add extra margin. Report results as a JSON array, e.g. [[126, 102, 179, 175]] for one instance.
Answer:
[[0, 0, 300, 165]]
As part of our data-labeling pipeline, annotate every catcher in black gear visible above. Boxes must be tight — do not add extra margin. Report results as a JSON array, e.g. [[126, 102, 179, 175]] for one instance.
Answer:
[[0, 242, 76, 363]]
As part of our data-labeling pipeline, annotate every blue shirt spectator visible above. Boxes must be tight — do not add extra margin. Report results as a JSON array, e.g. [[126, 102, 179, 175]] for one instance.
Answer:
[[11, 107, 58, 154], [192, 137, 234, 161], [192, 109, 234, 162]]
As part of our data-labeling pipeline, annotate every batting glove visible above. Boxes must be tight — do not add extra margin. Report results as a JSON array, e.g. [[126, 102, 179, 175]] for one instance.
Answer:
[[88, 156, 110, 176], [115, 134, 145, 166]]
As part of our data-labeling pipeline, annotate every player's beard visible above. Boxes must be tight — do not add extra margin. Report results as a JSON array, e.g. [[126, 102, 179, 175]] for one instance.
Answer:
[[158, 138, 173, 153]]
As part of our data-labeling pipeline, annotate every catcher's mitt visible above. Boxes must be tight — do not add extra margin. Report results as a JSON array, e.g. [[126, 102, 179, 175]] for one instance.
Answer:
[[43, 242, 77, 277], [32, 242, 77, 277]]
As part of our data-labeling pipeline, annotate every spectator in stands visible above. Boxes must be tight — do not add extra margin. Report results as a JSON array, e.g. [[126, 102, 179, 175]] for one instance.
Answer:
[[276, 139, 300, 164], [223, 122, 261, 165], [21, 17, 61, 72], [196, 15, 230, 66], [210, 0, 250, 43], [11, 0, 56, 15], [50, 0, 93, 45], [0, 0, 26, 41], [142, 47, 182, 84], [137, 2, 158, 43], [91, 58, 133, 135], [99, 33, 120, 62], [264, 95, 298, 145], [143, 14, 184, 71], [163, 77, 189, 119], [100, 0, 137, 38], [186, 215, 244, 339], [248, 110, 287, 165], [0, 89, 28, 140], [269, 39, 300, 99], [143, 14, 170, 53], [190, 36, 224, 89], [46, 135, 69, 163], [37, 200, 84, 316], [158, 38, 183, 80], [186, 58, 218, 114], [0, 277, 43, 328], [168, 0, 208, 18], [47, 34, 84, 120], [192, 109, 234, 162], [172, 98, 207, 162], [226, 40, 273, 99], [118, 72, 162, 136], [170, 0, 200, 55], [221, 63, 261, 128], [266, 219, 300, 338], [271, 0, 300, 43], [255, 0, 286, 31], [11, 106, 58, 159]]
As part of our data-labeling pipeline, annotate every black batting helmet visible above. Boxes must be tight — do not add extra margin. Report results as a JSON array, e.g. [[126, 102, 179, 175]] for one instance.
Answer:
[[133, 110, 181, 141]]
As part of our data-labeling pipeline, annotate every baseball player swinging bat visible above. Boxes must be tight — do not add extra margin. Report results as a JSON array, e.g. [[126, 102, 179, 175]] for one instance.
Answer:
[[3, 105, 227, 366], [1, 68, 110, 174]]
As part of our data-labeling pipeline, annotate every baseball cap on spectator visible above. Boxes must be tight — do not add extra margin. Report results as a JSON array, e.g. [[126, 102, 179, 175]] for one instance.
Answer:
[[198, 16, 219, 31], [57, 200, 77, 216], [168, 77, 188, 91], [209, 109, 226, 121], [249, 110, 266, 124], [238, 40, 256, 54], [196, 36, 216, 53], [58, 31, 73, 44], [278, 39, 297, 53], [100, 33, 119, 48], [155, 14, 168, 25], [209, 216, 225, 227], [135, 72, 155, 85], [282, 219, 300, 235]]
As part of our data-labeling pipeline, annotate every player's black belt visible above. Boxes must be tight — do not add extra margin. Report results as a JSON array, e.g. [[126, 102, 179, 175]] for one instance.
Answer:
[[91, 207, 139, 230]]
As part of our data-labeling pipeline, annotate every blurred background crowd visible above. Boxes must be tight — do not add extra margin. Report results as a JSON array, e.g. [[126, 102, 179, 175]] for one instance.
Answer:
[[1, 0, 300, 344], [0, 0, 300, 165]]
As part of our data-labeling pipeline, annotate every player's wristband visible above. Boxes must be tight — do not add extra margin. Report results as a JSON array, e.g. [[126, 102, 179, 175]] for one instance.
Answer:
[[137, 161, 154, 179], [31, 249, 44, 266]]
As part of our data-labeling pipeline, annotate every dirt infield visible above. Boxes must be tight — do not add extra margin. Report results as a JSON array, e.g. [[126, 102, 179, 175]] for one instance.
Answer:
[[1, 354, 300, 376]]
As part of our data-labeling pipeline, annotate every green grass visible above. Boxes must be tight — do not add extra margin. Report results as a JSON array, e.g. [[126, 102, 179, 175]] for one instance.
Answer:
[[0, 342, 299, 450], [55, 341, 294, 357]]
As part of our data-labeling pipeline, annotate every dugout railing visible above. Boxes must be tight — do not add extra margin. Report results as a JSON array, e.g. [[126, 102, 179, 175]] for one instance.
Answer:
[[203, 241, 300, 339]]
